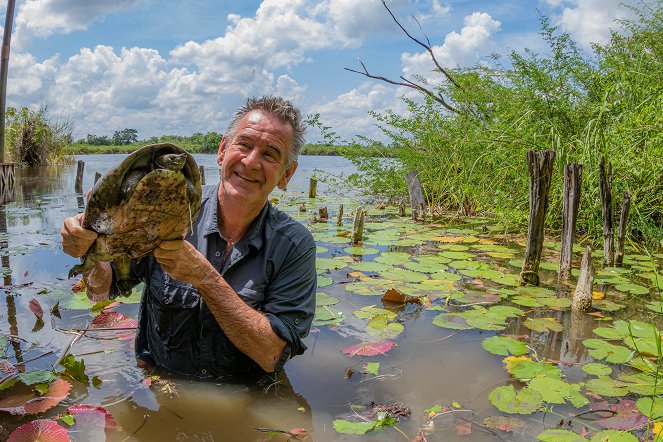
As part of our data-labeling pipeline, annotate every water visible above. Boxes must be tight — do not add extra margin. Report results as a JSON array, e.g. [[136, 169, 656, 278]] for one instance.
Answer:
[[0, 154, 661, 441]]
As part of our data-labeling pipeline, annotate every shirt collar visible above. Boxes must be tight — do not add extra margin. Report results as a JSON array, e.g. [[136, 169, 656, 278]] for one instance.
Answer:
[[201, 184, 269, 251]]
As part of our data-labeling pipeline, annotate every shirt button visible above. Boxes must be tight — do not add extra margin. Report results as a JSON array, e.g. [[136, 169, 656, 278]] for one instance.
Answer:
[[294, 319, 300, 325], [215, 251, 221, 257], [201, 369, 207, 375]]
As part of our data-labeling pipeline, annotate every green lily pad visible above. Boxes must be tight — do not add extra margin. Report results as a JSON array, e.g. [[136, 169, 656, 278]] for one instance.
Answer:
[[344, 246, 380, 256], [620, 372, 663, 395], [592, 326, 624, 340], [314, 305, 344, 326], [582, 363, 612, 377], [316, 292, 340, 306], [592, 299, 625, 312], [635, 396, 663, 419], [353, 305, 396, 320], [318, 275, 332, 287], [613, 283, 650, 295], [366, 314, 404, 339], [504, 358, 563, 380], [432, 314, 471, 330], [379, 268, 429, 283], [527, 376, 588, 408], [374, 251, 411, 265], [583, 339, 633, 363], [589, 430, 638, 442], [402, 260, 448, 274], [481, 336, 528, 356], [438, 251, 475, 260], [585, 377, 629, 397], [349, 261, 392, 273], [524, 317, 564, 333], [537, 429, 587, 442], [489, 385, 543, 414], [511, 296, 544, 307]]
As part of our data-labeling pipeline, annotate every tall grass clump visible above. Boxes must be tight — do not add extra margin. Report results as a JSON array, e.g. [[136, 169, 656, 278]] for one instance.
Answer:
[[344, 2, 663, 246]]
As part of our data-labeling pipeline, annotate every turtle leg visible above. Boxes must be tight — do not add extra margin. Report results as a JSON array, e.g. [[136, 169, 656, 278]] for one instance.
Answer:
[[68, 253, 96, 278], [114, 254, 135, 297]]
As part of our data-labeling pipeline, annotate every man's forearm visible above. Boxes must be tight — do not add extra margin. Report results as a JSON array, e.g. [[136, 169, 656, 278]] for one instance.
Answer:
[[195, 270, 286, 373]]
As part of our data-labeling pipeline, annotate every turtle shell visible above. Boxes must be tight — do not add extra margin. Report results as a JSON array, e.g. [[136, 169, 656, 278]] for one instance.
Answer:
[[81, 142, 202, 262]]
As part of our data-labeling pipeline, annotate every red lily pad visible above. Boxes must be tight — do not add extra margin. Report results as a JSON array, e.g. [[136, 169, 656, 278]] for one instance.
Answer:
[[7, 419, 70, 442], [0, 359, 16, 374], [590, 399, 648, 430], [29, 299, 44, 319], [0, 378, 71, 415], [342, 341, 396, 357], [66, 404, 117, 439], [91, 311, 137, 340], [67, 404, 117, 429]]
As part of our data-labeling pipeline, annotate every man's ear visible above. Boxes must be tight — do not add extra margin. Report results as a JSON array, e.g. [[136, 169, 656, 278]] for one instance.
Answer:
[[278, 161, 298, 190], [217, 137, 228, 166]]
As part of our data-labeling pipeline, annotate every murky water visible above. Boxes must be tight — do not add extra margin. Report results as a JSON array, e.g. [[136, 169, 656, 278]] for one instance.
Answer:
[[1, 154, 662, 441]]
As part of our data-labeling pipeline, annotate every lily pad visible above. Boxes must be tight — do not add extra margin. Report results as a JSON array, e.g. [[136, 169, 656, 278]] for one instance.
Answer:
[[432, 313, 471, 330], [635, 396, 663, 419], [583, 339, 633, 363], [488, 385, 542, 414], [504, 357, 562, 380], [527, 376, 588, 408], [537, 429, 587, 442], [481, 336, 528, 356], [524, 317, 564, 333], [589, 430, 638, 442], [7, 420, 70, 442], [582, 363, 612, 377], [342, 341, 396, 357], [585, 377, 629, 397], [613, 283, 649, 295], [343, 246, 380, 256]]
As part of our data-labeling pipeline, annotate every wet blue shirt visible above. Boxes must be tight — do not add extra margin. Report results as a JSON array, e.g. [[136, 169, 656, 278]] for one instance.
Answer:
[[114, 185, 317, 379]]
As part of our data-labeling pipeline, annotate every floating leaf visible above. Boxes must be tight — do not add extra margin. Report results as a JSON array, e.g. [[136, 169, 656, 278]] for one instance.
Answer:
[[620, 372, 663, 395], [483, 416, 527, 432], [591, 399, 648, 430], [333, 411, 397, 434], [635, 396, 663, 419], [314, 305, 344, 326], [585, 377, 629, 397], [29, 298, 44, 319], [614, 283, 649, 295], [503, 357, 562, 381], [481, 336, 528, 356], [363, 362, 379, 376], [17, 370, 56, 386], [366, 314, 404, 339], [488, 385, 542, 414], [432, 313, 471, 330], [582, 363, 612, 377], [527, 377, 588, 408], [588, 430, 638, 442], [537, 429, 586, 442], [342, 341, 396, 357], [524, 317, 564, 333], [7, 419, 70, 442], [66, 404, 117, 439], [0, 378, 71, 415], [582, 339, 633, 364], [317, 275, 332, 287], [343, 246, 380, 256]]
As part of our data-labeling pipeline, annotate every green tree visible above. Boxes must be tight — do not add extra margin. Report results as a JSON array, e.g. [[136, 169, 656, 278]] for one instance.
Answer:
[[112, 128, 139, 145]]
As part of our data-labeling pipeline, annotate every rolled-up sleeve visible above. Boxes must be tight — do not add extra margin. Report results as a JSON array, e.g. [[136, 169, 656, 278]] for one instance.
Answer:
[[263, 238, 317, 373]]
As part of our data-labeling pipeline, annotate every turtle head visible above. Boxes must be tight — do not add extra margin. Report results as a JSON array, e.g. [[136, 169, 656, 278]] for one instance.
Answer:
[[154, 153, 186, 171]]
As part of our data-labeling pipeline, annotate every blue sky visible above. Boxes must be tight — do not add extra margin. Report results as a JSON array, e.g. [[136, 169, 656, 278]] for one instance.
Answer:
[[2, 0, 638, 143]]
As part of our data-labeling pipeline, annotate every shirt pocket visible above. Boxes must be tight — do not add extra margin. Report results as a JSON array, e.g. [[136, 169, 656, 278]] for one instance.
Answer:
[[148, 271, 201, 352]]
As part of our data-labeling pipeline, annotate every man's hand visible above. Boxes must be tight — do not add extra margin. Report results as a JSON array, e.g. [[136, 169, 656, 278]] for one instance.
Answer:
[[153, 239, 216, 286], [61, 213, 97, 258]]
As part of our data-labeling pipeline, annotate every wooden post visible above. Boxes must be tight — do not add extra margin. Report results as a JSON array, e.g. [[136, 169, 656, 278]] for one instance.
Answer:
[[199, 165, 206, 185], [0, 0, 16, 163], [318, 207, 328, 222], [519, 150, 555, 286], [299, 203, 306, 212], [94, 171, 102, 184], [572, 246, 594, 311], [398, 198, 406, 217], [75, 160, 84, 193], [337, 203, 343, 226], [309, 175, 317, 198], [559, 163, 582, 281], [405, 170, 426, 221], [615, 191, 631, 266], [599, 157, 614, 266], [351, 206, 365, 245]]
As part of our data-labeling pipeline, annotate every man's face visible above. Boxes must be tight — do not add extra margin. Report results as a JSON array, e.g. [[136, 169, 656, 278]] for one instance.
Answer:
[[217, 110, 297, 208]]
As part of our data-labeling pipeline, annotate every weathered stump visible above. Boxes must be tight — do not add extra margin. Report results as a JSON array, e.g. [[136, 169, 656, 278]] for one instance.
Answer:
[[615, 191, 631, 266], [319, 207, 328, 222], [599, 157, 614, 266], [405, 170, 426, 221], [519, 150, 555, 286], [309, 175, 317, 198], [337, 204, 343, 226], [299, 203, 306, 212], [572, 246, 594, 311], [94, 171, 102, 184], [199, 165, 206, 185], [559, 163, 582, 281], [398, 198, 406, 217], [75, 160, 84, 193], [351, 206, 365, 245]]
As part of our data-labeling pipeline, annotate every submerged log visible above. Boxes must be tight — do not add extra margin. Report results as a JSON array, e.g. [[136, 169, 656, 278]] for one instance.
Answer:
[[559, 163, 582, 281], [351, 206, 365, 245], [616, 191, 631, 266], [519, 150, 555, 286], [337, 204, 343, 226], [599, 157, 614, 266], [405, 170, 426, 221], [75, 160, 84, 193], [308, 175, 317, 198], [572, 246, 594, 311]]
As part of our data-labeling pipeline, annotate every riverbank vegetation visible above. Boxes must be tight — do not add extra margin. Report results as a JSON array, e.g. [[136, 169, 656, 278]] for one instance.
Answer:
[[340, 3, 662, 247]]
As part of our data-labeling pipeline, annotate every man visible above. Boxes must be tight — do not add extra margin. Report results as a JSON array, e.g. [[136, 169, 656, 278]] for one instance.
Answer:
[[61, 96, 317, 380]]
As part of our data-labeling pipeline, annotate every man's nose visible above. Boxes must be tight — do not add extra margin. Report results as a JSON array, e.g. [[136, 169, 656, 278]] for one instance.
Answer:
[[242, 147, 262, 169]]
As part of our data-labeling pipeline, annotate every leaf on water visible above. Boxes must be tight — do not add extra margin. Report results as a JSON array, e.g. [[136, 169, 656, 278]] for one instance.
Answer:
[[635, 396, 663, 419], [432, 313, 471, 330], [50, 301, 61, 319], [381, 288, 407, 303], [333, 411, 397, 435], [0, 378, 72, 415], [456, 421, 472, 436], [0, 359, 16, 374], [363, 362, 379, 376], [314, 305, 344, 326], [503, 357, 562, 381], [67, 404, 117, 438], [316, 292, 340, 306], [588, 429, 638, 442], [28, 298, 43, 319], [585, 377, 629, 397], [582, 363, 612, 377], [488, 385, 543, 414], [481, 336, 528, 356], [524, 317, 564, 333], [58, 355, 89, 385], [582, 340, 633, 364], [7, 419, 70, 442], [590, 399, 648, 431], [483, 416, 527, 433], [353, 305, 396, 321], [17, 370, 56, 386], [527, 377, 588, 408], [342, 341, 396, 357], [536, 428, 587, 441]]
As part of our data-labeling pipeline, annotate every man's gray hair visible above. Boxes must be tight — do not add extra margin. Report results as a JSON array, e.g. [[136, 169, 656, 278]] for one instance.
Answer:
[[225, 96, 305, 167]]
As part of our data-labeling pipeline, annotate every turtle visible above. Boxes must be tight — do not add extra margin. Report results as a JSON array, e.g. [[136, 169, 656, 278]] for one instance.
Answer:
[[69, 143, 203, 296]]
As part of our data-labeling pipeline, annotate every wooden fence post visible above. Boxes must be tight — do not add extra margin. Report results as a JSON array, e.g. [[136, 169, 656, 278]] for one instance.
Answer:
[[616, 191, 631, 266], [94, 171, 102, 184], [75, 160, 84, 193], [599, 157, 614, 266], [519, 150, 555, 286], [337, 204, 343, 226], [199, 165, 206, 185], [351, 206, 365, 245], [319, 207, 328, 222], [309, 175, 317, 198], [572, 246, 594, 311], [405, 170, 426, 221], [559, 163, 582, 281]]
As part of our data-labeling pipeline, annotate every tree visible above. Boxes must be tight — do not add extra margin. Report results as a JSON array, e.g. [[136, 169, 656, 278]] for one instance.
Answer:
[[112, 128, 138, 145]]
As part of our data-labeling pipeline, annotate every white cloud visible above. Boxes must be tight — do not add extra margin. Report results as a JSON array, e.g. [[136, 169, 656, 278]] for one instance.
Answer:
[[402, 11, 501, 80], [7, 52, 59, 105], [554, 0, 637, 49]]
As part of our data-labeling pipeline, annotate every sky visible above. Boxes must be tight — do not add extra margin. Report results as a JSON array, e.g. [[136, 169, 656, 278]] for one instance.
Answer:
[[1, 0, 640, 143]]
